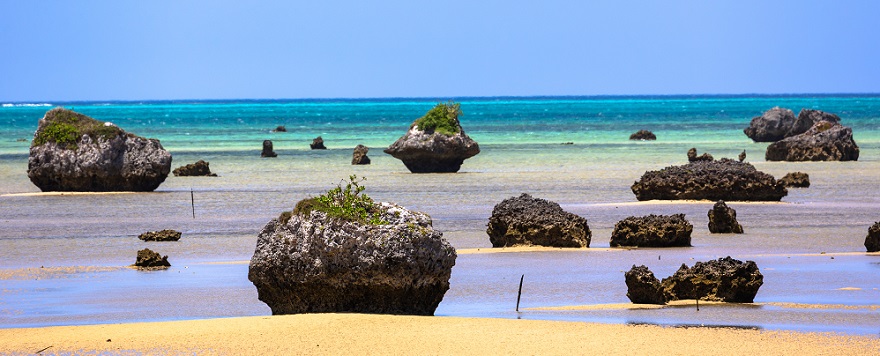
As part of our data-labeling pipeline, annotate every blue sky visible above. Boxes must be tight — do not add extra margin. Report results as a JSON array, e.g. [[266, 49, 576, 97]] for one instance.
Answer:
[[2, 1, 878, 101]]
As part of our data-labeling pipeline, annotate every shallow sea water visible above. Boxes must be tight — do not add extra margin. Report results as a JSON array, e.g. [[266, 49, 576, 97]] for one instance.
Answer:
[[1, 96, 879, 336]]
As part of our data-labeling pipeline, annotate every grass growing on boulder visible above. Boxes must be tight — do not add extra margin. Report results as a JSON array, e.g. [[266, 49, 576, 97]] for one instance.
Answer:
[[292, 175, 386, 225], [414, 101, 462, 136], [32, 108, 124, 150]]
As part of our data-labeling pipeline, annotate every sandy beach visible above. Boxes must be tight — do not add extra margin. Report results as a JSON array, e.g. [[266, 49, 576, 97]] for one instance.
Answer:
[[2, 313, 879, 355]]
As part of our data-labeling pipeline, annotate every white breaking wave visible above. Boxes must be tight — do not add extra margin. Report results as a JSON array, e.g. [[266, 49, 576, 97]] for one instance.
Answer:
[[1, 103, 52, 107]]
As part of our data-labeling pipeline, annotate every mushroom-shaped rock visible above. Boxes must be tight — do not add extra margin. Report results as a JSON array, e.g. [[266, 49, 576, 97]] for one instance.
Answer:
[[610, 214, 692, 247], [661, 256, 763, 303], [310, 136, 326, 150], [629, 130, 656, 140], [865, 222, 880, 252], [765, 121, 859, 161], [384, 102, 480, 173], [708, 201, 743, 234], [172, 160, 217, 177], [352, 144, 371, 165], [248, 185, 456, 315], [778, 172, 810, 188], [487, 193, 591, 248], [27, 108, 172, 192], [743, 107, 807, 142], [261, 140, 277, 157], [134, 248, 170, 268], [687, 148, 713, 162], [631, 159, 788, 201], [625, 265, 666, 304], [138, 229, 182, 242]]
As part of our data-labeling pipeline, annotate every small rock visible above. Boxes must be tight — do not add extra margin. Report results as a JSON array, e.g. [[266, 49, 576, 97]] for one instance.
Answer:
[[138, 229, 182, 242], [352, 144, 371, 165], [610, 214, 692, 247], [624, 265, 666, 304], [272, 125, 287, 132], [687, 148, 713, 162], [172, 160, 217, 177], [261, 140, 277, 158], [708, 200, 743, 234], [487, 193, 591, 248], [134, 248, 170, 268], [629, 130, 656, 141], [310, 136, 326, 150], [738, 150, 746, 162], [778, 172, 810, 188], [865, 222, 880, 252]]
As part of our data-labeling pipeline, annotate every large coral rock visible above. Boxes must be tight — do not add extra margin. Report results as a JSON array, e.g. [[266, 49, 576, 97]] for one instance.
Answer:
[[610, 214, 692, 247], [708, 201, 743, 234], [173, 160, 217, 177], [27, 108, 172, 192], [661, 257, 763, 303], [248, 203, 456, 315], [487, 193, 591, 248], [743, 107, 836, 142], [765, 121, 859, 161], [384, 115, 479, 173], [624, 265, 666, 304], [865, 222, 880, 253], [631, 159, 788, 201]]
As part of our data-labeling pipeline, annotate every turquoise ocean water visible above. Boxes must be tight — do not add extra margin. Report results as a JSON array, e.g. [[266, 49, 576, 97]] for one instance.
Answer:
[[1, 96, 880, 335]]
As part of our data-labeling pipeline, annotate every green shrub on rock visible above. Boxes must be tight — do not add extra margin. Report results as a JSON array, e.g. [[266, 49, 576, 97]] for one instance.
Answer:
[[292, 175, 386, 225], [414, 102, 462, 136], [32, 108, 124, 150]]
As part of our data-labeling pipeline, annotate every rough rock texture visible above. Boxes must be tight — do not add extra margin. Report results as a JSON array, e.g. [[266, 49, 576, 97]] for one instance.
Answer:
[[138, 229, 182, 242], [631, 159, 788, 201], [687, 148, 714, 162], [743, 107, 803, 142], [27, 108, 172, 192], [797, 109, 841, 126], [738, 150, 746, 162], [629, 130, 656, 140], [261, 140, 277, 157], [765, 121, 859, 161], [310, 136, 326, 150], [610, 214, 692, 247], [273, 125, 287, 132], [661, 256, 763, 303], [172, 160, 217, 177], [352, 144, 371, 165], [624, 265, 666, 304], [384, 125, 480, 173], [778, 172, 810, 188], [865, 222, 880, 252], [134, 248, 170, 268], [708, 201, 743, 234], [248, 202, 457, 315], [486, 193, 591, 248]]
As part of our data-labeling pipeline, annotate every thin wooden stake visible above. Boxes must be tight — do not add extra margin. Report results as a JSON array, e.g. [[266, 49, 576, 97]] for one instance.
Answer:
[[696, 297, 699, 311], [191, 188, 195, 219], [516, 274, 524, 312]]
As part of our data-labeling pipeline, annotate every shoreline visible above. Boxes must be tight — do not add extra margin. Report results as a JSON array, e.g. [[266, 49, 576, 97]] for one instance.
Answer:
[[2, 314, 878, 355]]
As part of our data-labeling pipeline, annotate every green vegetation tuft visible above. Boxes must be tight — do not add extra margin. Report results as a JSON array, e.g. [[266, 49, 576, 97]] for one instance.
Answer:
[[292, 175, 387, 225], [414, 101, 462, 136], [32, 108, 123, 150]]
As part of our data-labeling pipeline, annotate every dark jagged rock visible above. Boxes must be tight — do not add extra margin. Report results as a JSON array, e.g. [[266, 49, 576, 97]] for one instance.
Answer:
[[624, 265, 666, 304], [27, 108, 172, 192], [134, 248, 170, 268], [248, 202, 456, 315], [778, 172, 810, 188], [172, 160, 217, 177], [138, 229, 182, 242], [272, 125, 287, 132], [865, 222, 880, 252], [708, 201, 743, 234], [743, 107, 803, 142], [629, 130, 656, 141], [687, 148, 714, 162], [631, 159, 788, 201], [310, 136, 326, 150], [352, 144, 371, 165], [765, 121, 859, 161], [261, 140, 277, 157], [487, 193, 591, 248], [610, 214, 692, 247], [661, 256, 763, 303], [384, 103, 480, 173], [797, 109, 841, 127], [738, 150, 746, 162]]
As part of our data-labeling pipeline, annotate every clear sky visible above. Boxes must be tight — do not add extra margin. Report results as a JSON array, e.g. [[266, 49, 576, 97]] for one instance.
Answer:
[[2, 1, 879, 101]]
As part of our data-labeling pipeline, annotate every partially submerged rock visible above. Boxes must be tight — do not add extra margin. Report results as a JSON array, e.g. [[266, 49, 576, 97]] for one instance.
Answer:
[[610, 214, 692, 247], [27, 108, 172, 192], [384, 102, 480, 173], [310, 136, 326, 149], [352, 144, 371, 165], [487, 193, 591, 248], [708, 201, 743, 234], [261, 140, 277, 157], [134, 248, 170, 269], [662, 257, 763, 303], [631, 159, 788, 201], [865, 222, 880, 252], [687, 148, 713, 162], [629, 130, 656, 140], [624, 265, 666, 304], [273, 125, 287, 132], [738, 150, 746, 162], [172, 160, 217, 177], [743, 107, 814, 142], [765, 121, 859, 161], [138, 229, 182, 242], [248, 187, 456, 315], [778, 172, 810, 188]]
